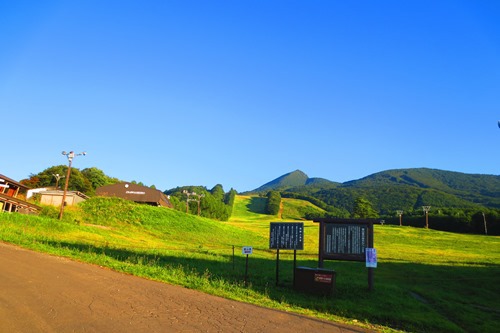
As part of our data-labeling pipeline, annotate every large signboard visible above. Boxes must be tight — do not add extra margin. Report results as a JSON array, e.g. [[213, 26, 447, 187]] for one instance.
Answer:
[[314, 218, 376, 291], [314, 218, 374, 262], [324, 223, 368, 261], [269, 222, 304, 250]]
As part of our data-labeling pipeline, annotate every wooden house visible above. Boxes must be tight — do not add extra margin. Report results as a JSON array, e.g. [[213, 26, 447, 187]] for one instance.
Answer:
[[96, 183, 173, 208], [0, 174, 40, 214]]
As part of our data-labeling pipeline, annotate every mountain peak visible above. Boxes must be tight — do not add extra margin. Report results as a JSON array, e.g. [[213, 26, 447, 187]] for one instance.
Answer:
[[252, 170, 309, 192]]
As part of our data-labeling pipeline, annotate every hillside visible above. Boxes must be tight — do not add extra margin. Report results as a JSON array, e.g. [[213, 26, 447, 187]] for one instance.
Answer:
[[230, 195, 325, 223], [249, 168, 500, 213], [1, 196, 499, 333]]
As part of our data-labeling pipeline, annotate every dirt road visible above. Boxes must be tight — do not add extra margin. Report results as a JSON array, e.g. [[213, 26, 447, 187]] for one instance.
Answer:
[[0, 242, 373, 332]]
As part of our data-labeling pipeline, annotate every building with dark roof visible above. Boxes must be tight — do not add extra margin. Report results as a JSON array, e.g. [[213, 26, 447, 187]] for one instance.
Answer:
[[96, 183, 173, 208]]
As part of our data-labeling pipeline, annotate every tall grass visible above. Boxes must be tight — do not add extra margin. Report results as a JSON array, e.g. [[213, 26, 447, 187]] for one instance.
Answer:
[[0, 196, 498, 333]]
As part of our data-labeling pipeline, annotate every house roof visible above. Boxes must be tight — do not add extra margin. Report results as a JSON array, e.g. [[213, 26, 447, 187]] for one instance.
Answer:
[[96, 183, 172, 207], [0, 174, 29, 190]]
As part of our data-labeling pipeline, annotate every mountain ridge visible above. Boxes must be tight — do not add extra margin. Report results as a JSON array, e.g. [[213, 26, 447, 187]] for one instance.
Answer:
[[247, 168, 500, 212]]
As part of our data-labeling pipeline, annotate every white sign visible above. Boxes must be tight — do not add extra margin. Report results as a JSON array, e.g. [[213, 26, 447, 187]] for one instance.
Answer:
[[242, 246, 253, 255], [366, 248, 377, 268], [126, 191, 146, 195]]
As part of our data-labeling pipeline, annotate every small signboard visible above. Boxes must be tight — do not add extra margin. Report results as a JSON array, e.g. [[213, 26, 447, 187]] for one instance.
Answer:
[[314, 273, 333, 284], [365, 248, 377, 268], [242, 246, 253, 255], [269, 222, 304, 250]]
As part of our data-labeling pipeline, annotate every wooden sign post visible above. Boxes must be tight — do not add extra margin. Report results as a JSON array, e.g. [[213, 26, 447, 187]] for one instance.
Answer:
[[269, 222, 304, 287], [242, 246, 253, 286], [314, 218, 376, 291]]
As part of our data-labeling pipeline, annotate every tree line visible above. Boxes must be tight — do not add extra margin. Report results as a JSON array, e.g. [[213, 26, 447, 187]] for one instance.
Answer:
[[20, 165, 121, 195], [20, 166, 236, 221], [164, 185, 236, 221], [264, 190, 500, 235]]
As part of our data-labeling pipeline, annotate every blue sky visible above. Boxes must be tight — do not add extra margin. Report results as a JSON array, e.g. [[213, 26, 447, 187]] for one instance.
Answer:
[[1, 0, 499, 192]]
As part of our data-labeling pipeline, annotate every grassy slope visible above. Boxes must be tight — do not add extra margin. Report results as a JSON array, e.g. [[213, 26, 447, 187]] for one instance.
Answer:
[[229, 195, 322, 257], [0, 196, 498, 333]]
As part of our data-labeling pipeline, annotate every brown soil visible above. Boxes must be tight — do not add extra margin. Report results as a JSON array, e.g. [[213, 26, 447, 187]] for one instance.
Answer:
[[0, 242, 373, 332]]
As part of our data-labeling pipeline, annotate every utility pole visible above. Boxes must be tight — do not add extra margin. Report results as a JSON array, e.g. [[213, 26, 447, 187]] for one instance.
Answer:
[[482, 212, 488, 235], [183, 190, 193, 213], [396, 210, 403, 226], [196, 193, 205, 215], [422, 206, 431, 229], [59, 151, 86, 220], [183, 190, 205, 215]]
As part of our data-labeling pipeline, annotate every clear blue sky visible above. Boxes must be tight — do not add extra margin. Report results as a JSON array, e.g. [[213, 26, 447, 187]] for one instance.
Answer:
[[1, 0, 499, 192]]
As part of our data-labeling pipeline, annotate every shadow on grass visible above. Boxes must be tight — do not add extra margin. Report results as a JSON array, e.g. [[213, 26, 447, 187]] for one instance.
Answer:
[[41, 239, 500, 333], [246, 197, 268, 214]]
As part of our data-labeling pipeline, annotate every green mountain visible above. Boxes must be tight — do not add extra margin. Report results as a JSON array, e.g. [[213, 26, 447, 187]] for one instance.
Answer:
[[251, 170, 339, 192], [251, 168, 500, 214], [342, 168, 500, 208]]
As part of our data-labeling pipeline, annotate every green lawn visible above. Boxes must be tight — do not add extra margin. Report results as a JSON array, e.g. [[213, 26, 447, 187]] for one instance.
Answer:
[[0, 195, 498, 333]]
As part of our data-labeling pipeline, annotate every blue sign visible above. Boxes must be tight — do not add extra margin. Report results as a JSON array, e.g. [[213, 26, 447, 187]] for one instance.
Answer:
[[365, 248, 377, 268]]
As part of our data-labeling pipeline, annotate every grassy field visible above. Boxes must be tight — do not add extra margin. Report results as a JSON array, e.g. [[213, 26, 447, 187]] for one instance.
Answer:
[[0, 195, 499, 333]]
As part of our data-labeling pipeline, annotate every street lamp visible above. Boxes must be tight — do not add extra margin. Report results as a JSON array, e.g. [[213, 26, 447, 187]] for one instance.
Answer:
[[52, 173, 65, 189], [422, 206, 431, 229], [396, 210, 403, 226], [59, 151, 86, 220]]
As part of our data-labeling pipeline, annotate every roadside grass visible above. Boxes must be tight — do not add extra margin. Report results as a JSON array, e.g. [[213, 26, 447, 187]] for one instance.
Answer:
[[0, 195, 498, 333]]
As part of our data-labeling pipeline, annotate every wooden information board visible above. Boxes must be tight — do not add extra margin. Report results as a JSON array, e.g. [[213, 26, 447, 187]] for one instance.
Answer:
[[314, 218, 376, 290], [323, 222, 369, 261], [269, 222, 304, 250]]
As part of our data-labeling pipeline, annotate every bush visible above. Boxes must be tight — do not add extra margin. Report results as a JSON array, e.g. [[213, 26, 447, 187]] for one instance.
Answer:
[[265, 191, 281, 215]]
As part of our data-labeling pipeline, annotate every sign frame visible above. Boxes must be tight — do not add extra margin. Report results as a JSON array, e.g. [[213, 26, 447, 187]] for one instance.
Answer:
[[314, 218, 374, 264], [269, 222, 304, 250], [314, 218, 376, 291]]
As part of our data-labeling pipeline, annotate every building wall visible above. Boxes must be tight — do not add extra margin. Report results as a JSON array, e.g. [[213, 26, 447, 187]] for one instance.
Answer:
[[40, 192, 86, 207]]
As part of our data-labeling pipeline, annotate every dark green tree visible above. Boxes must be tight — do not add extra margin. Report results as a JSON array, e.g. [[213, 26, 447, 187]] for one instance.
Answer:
[[81, 167, 118, 193], [224, 188, 237, 206], [210, 184, 225, 201], [266, 191, 281, 215], [26, 165, 91, 193], [352, 197, 379, 218]]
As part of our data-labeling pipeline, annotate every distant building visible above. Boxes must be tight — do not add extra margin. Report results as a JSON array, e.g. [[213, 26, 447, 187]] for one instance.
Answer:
[[26, 186, 89, 208], [0, 174, 40, 214], [96, 183, 173, 208], [38, 190, 89, 207], [27, 187, 57, 199]]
